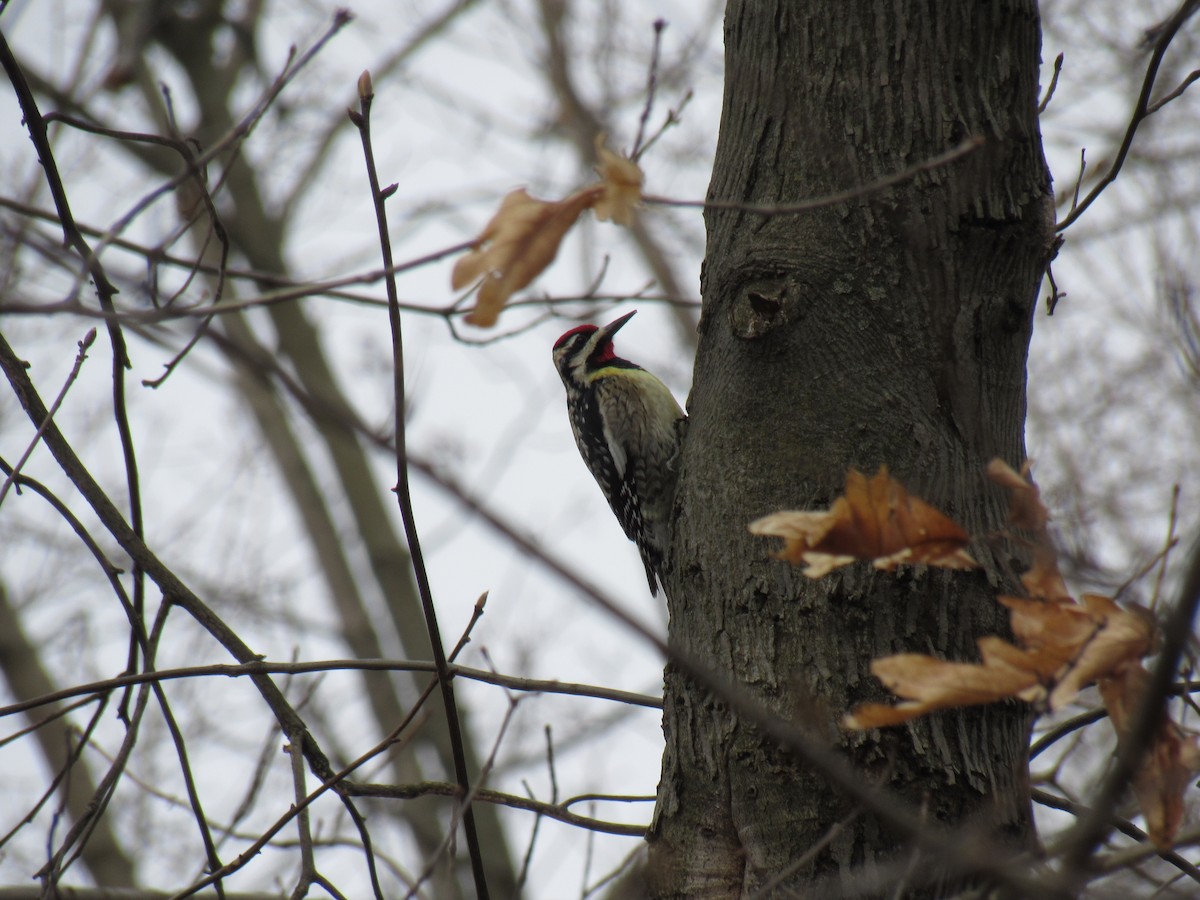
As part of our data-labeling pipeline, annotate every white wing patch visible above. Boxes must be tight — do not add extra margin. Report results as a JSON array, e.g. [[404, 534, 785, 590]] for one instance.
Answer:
[[601, 410, 629, 479]]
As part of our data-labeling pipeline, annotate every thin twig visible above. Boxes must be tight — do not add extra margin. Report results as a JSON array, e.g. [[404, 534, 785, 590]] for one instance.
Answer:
[[34, 604, 170, 890], [1029, 707, 1108, 761], [1092, 824, 1200, 875], [0, 460, 140, 637], [351, 782, 646, 837], [581, 846, 645, 899], [313, 874, 350, 900], [0, 29, 149, 722], [406, 666, 521, 899], [287, 735, 316, 900], [163, 604, 489, 900], [750, 810, 865, 896], [0, 328, 95, 508], [630, 19, 667, 160], [147, 678, 226, 897], [1056, 0, 1200, 232], [1045, 258, 1066, 315], [1038, 53, 1065, 114], [1113, 529, 1180, 605], [0, 658, 660, 722], [1069, 148, 1087, 215], [351, 69, 490, 899], [1034, 788, 1200, 885], [1146, 68, 1200, 115], [580, 801, 597, 900], [515, 725, 557, 894], [1150, 486, 1182, 611], [561, 793, 654, 811], [634, 88, 693, 161], [644, 136, 984, 216]]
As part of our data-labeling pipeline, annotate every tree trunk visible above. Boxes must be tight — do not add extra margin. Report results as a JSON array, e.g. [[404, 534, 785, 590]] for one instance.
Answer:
[[650, 1, 1054, 896]]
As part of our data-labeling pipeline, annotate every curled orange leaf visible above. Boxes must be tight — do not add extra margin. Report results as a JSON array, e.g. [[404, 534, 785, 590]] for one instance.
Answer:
[[843, 638, 1043, 729], [846, 591, 1157, 730], [749, 467, 977, 578], [1002, 593, 1155, 710]]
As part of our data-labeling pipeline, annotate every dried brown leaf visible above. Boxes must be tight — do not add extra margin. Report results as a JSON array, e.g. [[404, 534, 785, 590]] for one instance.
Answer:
[[986, 458, 1071, 600], [847, 594, 1157, 729], [593, 142, 643, 227], [843, 639, 1041, 729], [1099, 666, 1200, 849], [1046, 594, 1155, 709], [452, 186, 602, 327], [749, 467, 977, 577], [987, 458, 1048, 532], [1020, 548, 1072, 603], [844, 460, 1166, 744]]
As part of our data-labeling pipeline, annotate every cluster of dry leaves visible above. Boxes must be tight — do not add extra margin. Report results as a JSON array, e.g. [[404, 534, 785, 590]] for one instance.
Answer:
[[750, 462, 1200, 848], [451, 140, 643, 327]]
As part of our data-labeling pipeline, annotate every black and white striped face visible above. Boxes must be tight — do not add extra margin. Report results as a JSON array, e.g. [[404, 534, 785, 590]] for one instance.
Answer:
[[552, 324, 601, 385], [551, 311, 637, 386]]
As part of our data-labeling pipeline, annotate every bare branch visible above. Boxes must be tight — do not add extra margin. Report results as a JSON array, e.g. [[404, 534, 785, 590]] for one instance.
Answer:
[[1038, 52, 1065, 114], [644, 137, 985, 216], [0, 328, 95, 508], [0, 658, 662, 721], [351, 70, 490, 900], [165, 597, 490, 899], [630, 19, 668, 160], [1056, 0, 1200, 232], [350, 781, 646, 838], [0, 330, 375, 880], [1034, 788, 1200, 886]]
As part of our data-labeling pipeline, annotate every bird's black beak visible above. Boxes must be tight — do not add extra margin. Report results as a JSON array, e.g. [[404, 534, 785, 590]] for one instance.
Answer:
[[599, 310, 637, 344]]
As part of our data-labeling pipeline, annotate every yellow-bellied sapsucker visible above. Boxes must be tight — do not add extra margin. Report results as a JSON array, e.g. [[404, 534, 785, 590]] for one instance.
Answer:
[[552, 310, 685, 596]]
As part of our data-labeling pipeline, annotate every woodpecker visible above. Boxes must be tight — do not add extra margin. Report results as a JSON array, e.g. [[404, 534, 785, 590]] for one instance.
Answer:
[[552, 310, 685, 596]]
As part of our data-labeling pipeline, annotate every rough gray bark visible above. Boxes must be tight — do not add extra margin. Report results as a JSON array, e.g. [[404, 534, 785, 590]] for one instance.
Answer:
[[650, 1, 1054, 896]]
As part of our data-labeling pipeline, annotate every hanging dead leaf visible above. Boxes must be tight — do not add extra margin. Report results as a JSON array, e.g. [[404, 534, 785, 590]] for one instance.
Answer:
[[1053, 594, 1155, 709], [987, 458, 1071, 601], [747, 510, 856, 577], [749, 467, 977, 577], [593, 139, 644, 226], [843, 636, 1047, 729], [843, 455, 1178, 845], [1099, 666, 1200, 849], [1019, 548, 1072, 603], [1000, 593, 1154, 710], [987, 458, 1049, 532], [846, 589, 1158, 729], [452, 186, 603, 327]]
